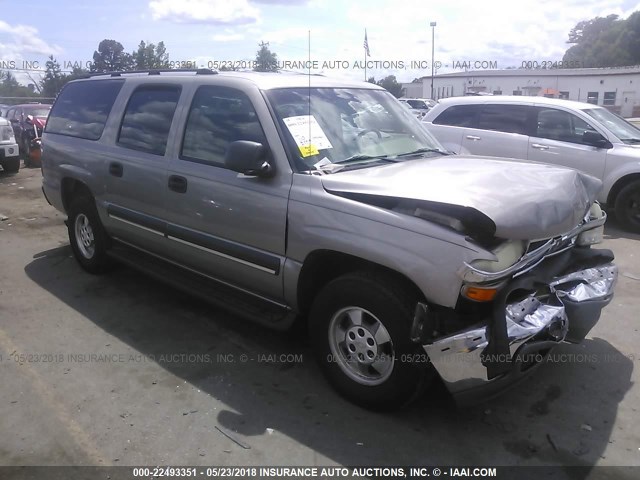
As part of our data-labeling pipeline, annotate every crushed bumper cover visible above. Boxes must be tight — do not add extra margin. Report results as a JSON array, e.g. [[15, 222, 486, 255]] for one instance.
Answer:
[[423, 247, 617, 406]]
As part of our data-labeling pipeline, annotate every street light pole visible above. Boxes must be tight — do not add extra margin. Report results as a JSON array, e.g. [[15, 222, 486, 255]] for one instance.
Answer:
[[430, 21, 436, 99]]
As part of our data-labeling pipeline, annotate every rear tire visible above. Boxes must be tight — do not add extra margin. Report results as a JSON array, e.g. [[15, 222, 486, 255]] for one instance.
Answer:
[[67, 195, 113, 274], [614, 180, 640, 233], [1, 157, 20, 173], [309, 271, 434, 410]]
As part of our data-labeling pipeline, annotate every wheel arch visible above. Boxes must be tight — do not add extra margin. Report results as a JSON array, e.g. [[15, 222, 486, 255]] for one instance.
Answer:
[[607, 173, 640, 207], [296, 249, 425, 317], [61, 177, 93, 214]]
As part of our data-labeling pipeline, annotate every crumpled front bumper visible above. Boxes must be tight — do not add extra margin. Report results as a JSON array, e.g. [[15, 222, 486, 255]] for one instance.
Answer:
[[422, 247, 617, 405]]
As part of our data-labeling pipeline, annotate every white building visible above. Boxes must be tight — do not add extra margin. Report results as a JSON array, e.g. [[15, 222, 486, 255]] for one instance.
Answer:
[[403, 67, 640, 117]]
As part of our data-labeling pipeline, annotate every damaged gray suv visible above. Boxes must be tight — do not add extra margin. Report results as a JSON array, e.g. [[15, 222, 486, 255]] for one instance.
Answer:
[[41, 70, 617, 409]]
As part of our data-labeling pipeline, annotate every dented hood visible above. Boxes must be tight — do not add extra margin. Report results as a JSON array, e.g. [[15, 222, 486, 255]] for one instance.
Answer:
[[321, 156, 602, 240]]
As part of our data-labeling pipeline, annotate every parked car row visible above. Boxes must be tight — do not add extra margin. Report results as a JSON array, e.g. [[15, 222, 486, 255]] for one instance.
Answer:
[[423, 96, 640, 232], [0, 103, 51, 172], [399, 98, 435, 119], [40, 70, 617, 409]]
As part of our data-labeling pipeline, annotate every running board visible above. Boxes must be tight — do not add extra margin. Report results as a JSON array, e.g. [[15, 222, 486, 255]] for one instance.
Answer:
[[107, 241, 296, 330]]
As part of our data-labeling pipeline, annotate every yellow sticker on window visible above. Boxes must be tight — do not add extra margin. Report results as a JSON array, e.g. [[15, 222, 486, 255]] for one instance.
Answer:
[[299, 144, 320, 157]]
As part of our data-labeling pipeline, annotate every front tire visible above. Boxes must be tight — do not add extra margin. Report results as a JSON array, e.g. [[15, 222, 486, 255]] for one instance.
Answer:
[[309, 272, 433, 410], [614, 180, 640, 233], [67, 195, 113, 274], [1, 157, 20, 173]]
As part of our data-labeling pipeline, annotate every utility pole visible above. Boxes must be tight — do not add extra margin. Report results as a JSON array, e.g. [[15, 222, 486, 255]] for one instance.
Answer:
[[430, 22, 436, 99]]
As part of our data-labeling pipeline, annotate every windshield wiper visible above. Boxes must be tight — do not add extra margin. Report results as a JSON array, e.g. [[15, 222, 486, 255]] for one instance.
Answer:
[[621, 138, 640, 144], [334, 154, 399, 164], [395, 147, 451, 157]]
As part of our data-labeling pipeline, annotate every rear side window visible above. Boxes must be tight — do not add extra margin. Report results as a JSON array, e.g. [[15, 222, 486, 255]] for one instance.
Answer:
[[46, 80, 124, 140], [118, 85, 181, 156], [476, 104, 532, 135], [432, 104, 480, 127], [181, 85, 267, 167]]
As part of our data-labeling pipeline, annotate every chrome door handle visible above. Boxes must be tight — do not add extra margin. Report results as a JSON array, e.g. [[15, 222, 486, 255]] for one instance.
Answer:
[[465, 135, 481, 141], [531, 143, 550, 150]]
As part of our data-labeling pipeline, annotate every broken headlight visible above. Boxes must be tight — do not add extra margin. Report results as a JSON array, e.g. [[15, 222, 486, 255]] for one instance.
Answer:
[[469, 240, 527, 273], [576, 203, 604, 246]]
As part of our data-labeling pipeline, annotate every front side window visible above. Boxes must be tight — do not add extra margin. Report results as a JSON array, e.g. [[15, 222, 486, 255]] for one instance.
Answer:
[[181, 86, 266, 167], [534, 108, 597, 144], [433, 104, 480, 127], [118, 85, 181, 156], [476, 104, 531, 135], [46, 80, 124, 140], [266, 87, 444, 171]]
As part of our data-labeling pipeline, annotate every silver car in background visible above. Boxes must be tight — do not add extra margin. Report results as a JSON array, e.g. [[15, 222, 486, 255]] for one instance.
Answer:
[[424, 96, 640, 232]]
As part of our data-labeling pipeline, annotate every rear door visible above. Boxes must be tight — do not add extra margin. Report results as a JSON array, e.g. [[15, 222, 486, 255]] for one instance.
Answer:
[[427, 104, 480, 153], [460, 104, 532, 160], [102, 83, 182, 254], [163, 84, 291, 301], [527, 106, 607, 180]]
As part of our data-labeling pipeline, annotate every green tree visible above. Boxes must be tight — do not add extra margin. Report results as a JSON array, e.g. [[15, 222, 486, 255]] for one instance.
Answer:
[[563, 12, 640, 67], [40, 56, 66, 98], [367, 76, 377, 84], [0, 71, 35, 100], [133, 40, 170, 69], [91, 39, 134, 73], [376, 75, 404, 98], [253, 42, 278, 72]]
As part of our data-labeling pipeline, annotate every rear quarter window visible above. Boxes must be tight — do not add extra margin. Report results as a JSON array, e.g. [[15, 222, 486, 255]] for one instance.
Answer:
[[45, 80, 124, 140], [432, 104, 480, 127]]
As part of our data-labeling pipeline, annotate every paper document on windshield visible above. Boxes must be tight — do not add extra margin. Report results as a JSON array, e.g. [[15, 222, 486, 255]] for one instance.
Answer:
[[283, 115, 333, 157]]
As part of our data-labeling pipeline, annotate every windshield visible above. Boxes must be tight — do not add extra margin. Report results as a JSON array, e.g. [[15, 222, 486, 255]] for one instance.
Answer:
[[24, 106, 51, 118], [265, 87, 445, 171], [583, 108, 640, 144]]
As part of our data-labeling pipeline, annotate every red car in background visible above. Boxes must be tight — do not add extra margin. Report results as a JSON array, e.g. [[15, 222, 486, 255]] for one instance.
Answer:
[[5, 103, 51, 167]]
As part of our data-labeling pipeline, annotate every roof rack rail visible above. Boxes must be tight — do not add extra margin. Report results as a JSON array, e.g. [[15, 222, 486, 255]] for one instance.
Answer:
[[85, 68, 217, 78]]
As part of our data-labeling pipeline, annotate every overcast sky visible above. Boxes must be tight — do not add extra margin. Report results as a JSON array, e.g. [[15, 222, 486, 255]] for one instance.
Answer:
[[1, 0, 640, 84]]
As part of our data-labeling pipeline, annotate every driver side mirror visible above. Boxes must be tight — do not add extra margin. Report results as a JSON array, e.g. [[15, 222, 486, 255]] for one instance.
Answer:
[[224, 141, 274, 178], [582, 130, 612, 149]]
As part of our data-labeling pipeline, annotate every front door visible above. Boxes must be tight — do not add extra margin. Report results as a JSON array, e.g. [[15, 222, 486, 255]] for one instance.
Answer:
[[163, 85, 291, 301], [527, 106, 607, 180]]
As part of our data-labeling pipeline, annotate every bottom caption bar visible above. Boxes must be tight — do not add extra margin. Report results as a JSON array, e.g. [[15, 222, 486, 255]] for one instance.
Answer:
[[0, 466, 637, 479]]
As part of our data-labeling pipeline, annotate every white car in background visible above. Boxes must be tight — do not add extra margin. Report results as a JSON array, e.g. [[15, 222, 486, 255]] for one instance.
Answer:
[[0, 116, 20, 173], [423, 96, 640, 232], [399, 98, 434, 119]]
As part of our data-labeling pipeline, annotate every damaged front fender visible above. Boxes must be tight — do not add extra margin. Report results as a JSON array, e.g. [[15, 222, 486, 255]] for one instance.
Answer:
[[422, 248, 618, 405]]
